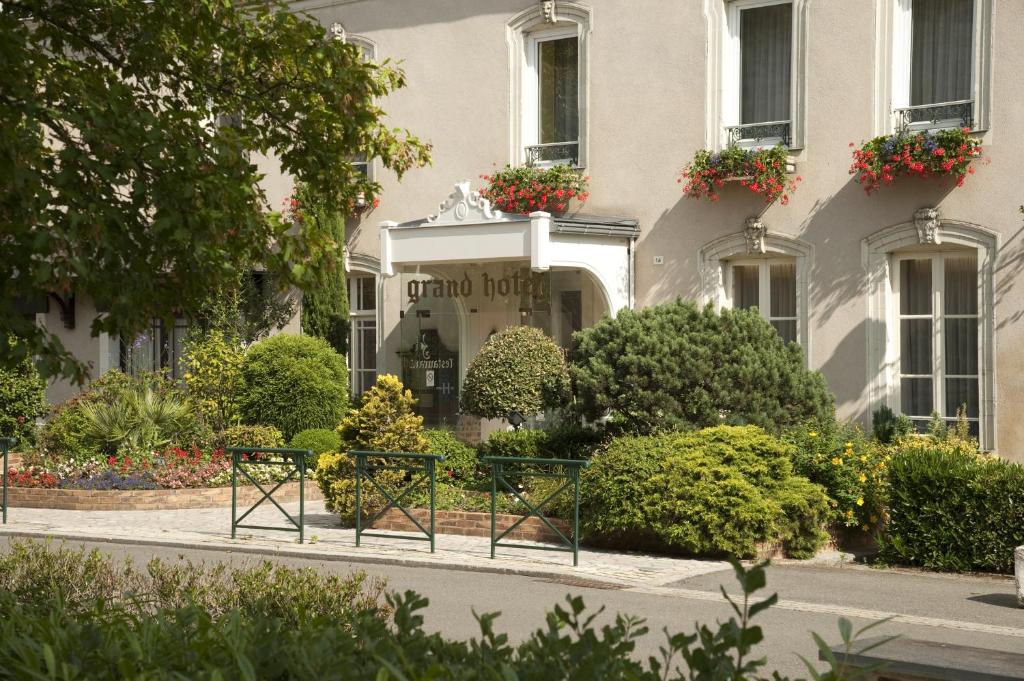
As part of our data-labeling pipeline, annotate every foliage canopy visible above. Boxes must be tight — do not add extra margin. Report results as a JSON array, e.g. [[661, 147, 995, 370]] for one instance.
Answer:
[[0, 0, 430, 381]]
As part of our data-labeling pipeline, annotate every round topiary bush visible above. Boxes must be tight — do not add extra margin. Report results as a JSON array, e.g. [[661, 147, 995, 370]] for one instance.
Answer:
[[290, 428, 342, 455], [579, 425, 830, 559], [460, 326, 570, 420], [571, 300, 834, 434], [238, 334, 348, 440], [423, 429, 478, 481]]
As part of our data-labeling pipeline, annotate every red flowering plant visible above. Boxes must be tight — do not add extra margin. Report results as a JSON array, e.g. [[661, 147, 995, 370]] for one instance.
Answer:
[[850, 127, 983, 194], [7, 466, 58, 489], [479, 164, 589, 214], [680, 145, 800, 205], [150, 447, 230, 489]]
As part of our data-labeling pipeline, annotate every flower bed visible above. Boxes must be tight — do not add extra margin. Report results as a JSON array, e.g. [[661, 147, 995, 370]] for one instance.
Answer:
[[680, 145, 800, 204], [849, 127, 983, 194], [5, 481, 321, 511], [478, 165, 588, 214]]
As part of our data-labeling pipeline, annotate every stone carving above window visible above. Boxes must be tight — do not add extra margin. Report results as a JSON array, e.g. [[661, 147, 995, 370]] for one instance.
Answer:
[[744, 217, 767, 254], [914, 207, 942, 245], [427, 181, 503, 225], [329, 22, 346, 42], [542, 1, 558, 23]]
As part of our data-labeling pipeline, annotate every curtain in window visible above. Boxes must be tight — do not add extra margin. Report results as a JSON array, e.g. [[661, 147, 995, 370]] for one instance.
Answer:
[[899, 259, 933, 418], [944, 254, 978, 418], [732, 265, 759, 310], [769, 262, 797, 343], [911, 0, 973, 105], [741, 3, 792, 124], [539, 37, 579, 144]]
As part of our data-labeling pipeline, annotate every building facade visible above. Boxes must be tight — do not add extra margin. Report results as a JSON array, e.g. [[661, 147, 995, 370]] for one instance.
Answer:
[[41, 0, 1024, 459]]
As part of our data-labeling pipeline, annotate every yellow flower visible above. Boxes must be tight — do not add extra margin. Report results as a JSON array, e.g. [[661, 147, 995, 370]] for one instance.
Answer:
[[808, 431, 818, 438], [856, 497, 864, 506], [859, 455, 867, 463], [845, 509, 854, 519], [862, 524, 870, 532], [858, 473, 867, 483], [831, 456, 843, 466], [845, 441, 853, 448]]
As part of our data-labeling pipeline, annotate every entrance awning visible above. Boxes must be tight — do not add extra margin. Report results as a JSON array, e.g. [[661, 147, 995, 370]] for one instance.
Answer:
[[380, 181, 638, 313]]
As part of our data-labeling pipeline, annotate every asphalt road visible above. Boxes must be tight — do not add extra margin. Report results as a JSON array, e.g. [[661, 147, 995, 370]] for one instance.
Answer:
[[2, 537, 1021, 679]]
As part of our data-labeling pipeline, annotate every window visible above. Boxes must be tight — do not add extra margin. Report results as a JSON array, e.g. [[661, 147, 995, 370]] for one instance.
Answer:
[[119, 318, 188, 380], [876, 1, 993, 135], [348, 274, 377, 396], [507, 4, 591, 169], [888, 0, 991, 132], [524, 28, 579, 167], [895, 252, 979, 434], [726, 259, 798, 343], [723, 0, 793, 148]]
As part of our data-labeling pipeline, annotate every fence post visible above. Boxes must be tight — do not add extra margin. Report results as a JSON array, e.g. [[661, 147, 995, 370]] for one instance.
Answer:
[[227, 447, 311, 543], [0, 437, 13, 525], [230, 450, 237, 539], [354, 454, 362, 547]]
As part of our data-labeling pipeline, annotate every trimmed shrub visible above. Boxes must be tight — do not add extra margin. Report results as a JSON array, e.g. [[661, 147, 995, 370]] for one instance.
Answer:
[[880, 444, 1024, 573], [290, 428, 342, 455], [579, 425, 830, 558], [871, 405, 913, 444], [215, 424, 285, 450], [480, 425, 605, 461], [460, 326, 571, 420], [571, 300, 834, 435], [423, 429, 478, 481], [238, 334, 348, 440], [0, 349, 47, 445]]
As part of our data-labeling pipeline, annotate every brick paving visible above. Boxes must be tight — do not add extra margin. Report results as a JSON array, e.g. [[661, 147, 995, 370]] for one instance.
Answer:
[[0, 499, 731, 587]]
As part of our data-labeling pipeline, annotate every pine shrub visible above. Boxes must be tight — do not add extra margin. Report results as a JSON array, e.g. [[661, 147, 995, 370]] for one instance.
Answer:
[[571, 300, 834, 435], [461, 326, 571, 420], [579, 425, 830, 558], [238, 334, 348, 440]]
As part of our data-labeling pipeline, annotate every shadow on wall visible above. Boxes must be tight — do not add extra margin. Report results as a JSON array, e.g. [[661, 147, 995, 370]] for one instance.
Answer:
[[817, 316, 887, 424], [799, 175, 958, 326], [994, 215, 1024, 332]]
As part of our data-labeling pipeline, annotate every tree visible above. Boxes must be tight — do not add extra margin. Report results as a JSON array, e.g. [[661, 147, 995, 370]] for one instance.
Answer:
[[190, 269, 297, 348], [296, 183, 349, 355], [0, 0, 430, 382]]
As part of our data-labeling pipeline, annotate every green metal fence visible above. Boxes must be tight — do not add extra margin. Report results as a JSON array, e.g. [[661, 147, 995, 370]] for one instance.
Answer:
[[0, 437, 13, 525], [349, 450, 445, 553], [228, 447, 310, 543], [480, 456, 590, 567]]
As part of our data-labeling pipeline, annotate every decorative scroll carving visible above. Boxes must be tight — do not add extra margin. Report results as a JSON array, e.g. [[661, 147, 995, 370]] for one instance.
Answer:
[[914, 207, 942, 245], [542, 0, 558, 23], [744, 217, 767, 254], [427, 181, 503, 224]]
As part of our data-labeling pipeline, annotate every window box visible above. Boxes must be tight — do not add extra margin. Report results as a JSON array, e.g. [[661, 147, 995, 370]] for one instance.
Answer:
[[680, 145, 800, 205], [849, 126, 983, 194], [479, 164, 588, 215]]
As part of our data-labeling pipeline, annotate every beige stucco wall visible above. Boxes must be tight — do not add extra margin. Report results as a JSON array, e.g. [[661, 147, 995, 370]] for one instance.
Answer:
[[269, 0, 1023, 458]]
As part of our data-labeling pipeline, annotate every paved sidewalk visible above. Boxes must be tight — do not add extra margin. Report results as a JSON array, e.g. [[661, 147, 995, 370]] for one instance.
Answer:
[[0, 500, 732, 588]]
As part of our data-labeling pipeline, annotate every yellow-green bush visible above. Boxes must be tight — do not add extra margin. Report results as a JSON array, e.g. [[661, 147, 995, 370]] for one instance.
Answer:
[[580, 425, 830, 558], [337, 374, 426, 453], [182, 330, 244, 432], [319, 375, 426, 524]]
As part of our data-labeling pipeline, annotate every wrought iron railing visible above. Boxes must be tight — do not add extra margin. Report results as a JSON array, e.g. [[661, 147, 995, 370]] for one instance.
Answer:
[[229, 447, 309, 543], [525, 141, 579, 167], [895, 99, 973, 132], [725, 120, 791, 147], [0, 437, 13, 524]]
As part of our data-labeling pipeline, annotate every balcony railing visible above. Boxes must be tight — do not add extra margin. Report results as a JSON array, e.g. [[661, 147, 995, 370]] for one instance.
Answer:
[[895, 99, 973, 132], [725, 120, 791, 148], [525, 141, 579, 168]]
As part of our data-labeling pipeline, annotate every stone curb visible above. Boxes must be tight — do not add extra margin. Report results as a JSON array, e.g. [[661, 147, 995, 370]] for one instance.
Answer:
[[0, 528, 627, 587], [1015, 545, 1023, 608]]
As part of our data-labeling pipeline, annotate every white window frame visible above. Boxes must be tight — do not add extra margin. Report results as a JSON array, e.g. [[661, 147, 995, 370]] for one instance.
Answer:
[[699, 229, 812, 358], [347, 34, 377, 181], [875, 0, 993, 134], [722, 0, 793, 149], [522, 25, 579, 168], [348, 272, 378, 397], [725, 258, 799, 342], [506, 3, 592, 168], [863, 218, 997, 449], [892, 252, 980, 432], [707, 0, 807, 151]]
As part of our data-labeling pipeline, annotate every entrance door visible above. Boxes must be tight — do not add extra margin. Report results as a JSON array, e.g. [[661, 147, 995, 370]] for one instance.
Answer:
[[399, 274, 461, 428]]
